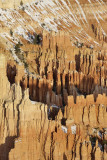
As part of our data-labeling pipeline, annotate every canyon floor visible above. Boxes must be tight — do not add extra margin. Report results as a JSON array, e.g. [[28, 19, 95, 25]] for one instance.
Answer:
[[0, 0, 107, 160]]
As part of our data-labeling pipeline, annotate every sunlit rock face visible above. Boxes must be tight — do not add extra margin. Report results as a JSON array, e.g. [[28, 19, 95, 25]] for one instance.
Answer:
[[0, 54, 10, 100], [0, 39, 107, 160], [0, 0, 107, 160]]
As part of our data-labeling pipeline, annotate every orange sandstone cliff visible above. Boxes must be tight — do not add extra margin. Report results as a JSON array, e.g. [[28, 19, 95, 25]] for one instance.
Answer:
[[0, 0, 107, 160]]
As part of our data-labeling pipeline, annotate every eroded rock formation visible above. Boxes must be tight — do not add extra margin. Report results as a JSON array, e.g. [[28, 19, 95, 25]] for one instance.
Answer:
[[0, 0, 107, 159], [0, 35, 107, 159]]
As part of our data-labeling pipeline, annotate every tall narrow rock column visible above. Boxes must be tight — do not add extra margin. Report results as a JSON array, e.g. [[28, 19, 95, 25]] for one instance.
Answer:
[[0, 54, 10, 100]]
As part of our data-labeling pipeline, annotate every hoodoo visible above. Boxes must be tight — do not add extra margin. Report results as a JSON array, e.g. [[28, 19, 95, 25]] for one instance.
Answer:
[[0, 0, 107, 159]]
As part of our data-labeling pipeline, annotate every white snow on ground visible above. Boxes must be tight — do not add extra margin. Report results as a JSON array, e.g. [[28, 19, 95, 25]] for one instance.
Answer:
[[101, 26, 107, 36], [61, 126, 68, 133], [96, 11, 104, 21], [98, 131, 102, 138], [15, 26, 29, 41], [75, 0, 88, 23], [51, 104, 59, 109], [11, 48, 22, 65], [0, 0, 106, 47], [30, 100, 38, 104], [71, 125, 76, 134], [15, 138, 22, 143], [93, 41, 100, 45]]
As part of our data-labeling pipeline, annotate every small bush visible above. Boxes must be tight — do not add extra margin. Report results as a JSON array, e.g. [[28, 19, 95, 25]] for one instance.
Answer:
[[41, 23, 45, 28], [20, 0, 23, 6], [10, 29, 13, 36], [24, 62, 28, 69], [74, 41, 84, 48], [22, 7, 25, 11], [33, 33, 41, 44], [35, 2, 38, 5], [15, 42, 21, 53]]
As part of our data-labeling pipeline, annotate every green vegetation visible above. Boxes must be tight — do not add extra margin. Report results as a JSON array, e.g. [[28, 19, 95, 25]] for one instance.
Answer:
[[33, 33, 41, 44], [41, 23, 45, 28], [15, 41, 23, 53], [33, 34, 38, 44], [15, 43, 21, 54], [24, 61, 28, 69], [15, 44, 28, 69], [90, 136, 97, 142], [22, 7, 25, 11], [74, 41, 84, 48], [35, 2, 38, 5], [89, 136, 97, 148], [10, 29, 13, 36], [20, 0, 25, 10], [20, 0, 23, 6]]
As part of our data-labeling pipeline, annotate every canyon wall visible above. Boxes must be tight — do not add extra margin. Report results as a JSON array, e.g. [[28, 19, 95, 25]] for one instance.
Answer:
[[6, 31, 107, 106], [0, 0, 107, 159], [0, 55, 107, 160]]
